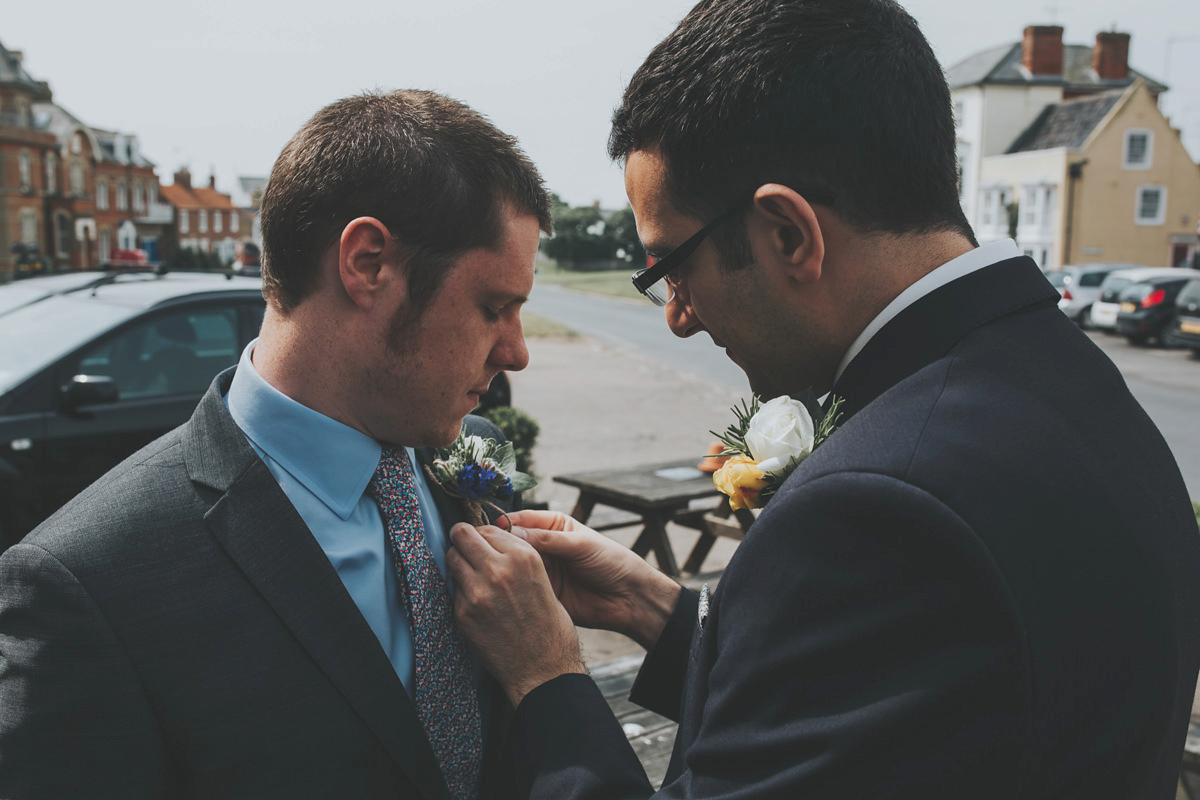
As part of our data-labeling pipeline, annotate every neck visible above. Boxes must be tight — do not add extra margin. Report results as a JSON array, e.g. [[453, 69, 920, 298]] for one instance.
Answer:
[[809, 227, 977, 394], [253, 303, 361, 429]]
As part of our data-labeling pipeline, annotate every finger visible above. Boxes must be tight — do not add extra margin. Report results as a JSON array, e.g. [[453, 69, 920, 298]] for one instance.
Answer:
[[448, 522, 499, 568], [516, 526, 604, 558], [475, 524, 539, 555], [506, 509, 576, 532]]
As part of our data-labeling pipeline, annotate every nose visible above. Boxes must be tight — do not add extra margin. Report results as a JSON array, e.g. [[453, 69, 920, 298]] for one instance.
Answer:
[[493, 318, 530, 373], [664, 285, 704, 339]]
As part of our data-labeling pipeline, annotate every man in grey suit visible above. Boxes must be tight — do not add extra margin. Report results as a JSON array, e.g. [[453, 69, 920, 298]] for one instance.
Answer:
[[0, 89, 551, 799]]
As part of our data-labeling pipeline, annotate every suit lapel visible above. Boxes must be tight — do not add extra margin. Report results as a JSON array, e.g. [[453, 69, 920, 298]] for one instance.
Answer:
[[831, 256, 1058, 423], [183, 373, 452, 800]]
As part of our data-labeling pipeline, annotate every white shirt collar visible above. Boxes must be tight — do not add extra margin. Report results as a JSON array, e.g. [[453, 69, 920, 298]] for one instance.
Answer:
[[832, 239, 1022, 386]]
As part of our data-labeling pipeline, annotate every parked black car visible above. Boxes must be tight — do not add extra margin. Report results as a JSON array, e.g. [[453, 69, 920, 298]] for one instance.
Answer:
[[1115, 274, 1199, 346], [1165, 278, 1200, 356], [0, 269, 266, 548]]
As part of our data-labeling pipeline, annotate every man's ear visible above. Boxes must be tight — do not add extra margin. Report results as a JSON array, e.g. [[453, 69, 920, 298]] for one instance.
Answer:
[[338, 217, 403, 309], [748, 184, 825, 284]]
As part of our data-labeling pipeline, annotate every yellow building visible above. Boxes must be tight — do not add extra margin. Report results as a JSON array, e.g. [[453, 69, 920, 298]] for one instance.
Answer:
[[978, 80, 1200, 268]]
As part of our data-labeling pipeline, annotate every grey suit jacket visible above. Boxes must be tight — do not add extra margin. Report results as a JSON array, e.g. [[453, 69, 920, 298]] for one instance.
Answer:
[[0, 368, 516, 799]]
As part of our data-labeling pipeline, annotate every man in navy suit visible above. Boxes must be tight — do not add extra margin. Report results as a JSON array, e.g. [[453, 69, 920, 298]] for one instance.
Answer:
[[447, 0, 1200, 797]]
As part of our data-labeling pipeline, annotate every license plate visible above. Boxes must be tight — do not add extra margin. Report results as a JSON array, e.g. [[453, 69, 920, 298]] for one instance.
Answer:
[[1181, 320, 1200, 334], [1120, 302, 1137, 313]]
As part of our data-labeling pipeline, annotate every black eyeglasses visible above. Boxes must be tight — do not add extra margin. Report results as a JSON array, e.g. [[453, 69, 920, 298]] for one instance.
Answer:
[[630, 188, 835, 306]]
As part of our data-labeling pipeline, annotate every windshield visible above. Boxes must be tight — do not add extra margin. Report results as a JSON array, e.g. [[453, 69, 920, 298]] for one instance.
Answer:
[[1100, 277, 1134, 303], [1046, 271, 1069, 288], [0, 294, 139, 394]]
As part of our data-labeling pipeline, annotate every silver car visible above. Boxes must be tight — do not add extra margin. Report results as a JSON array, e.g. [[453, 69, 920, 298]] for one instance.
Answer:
[[1046, 263, 1142, 328]]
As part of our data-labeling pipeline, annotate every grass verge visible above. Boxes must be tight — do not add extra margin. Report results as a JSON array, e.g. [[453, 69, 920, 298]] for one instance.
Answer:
[[535, 260, 642, 302], [522, 311, 578, 339]]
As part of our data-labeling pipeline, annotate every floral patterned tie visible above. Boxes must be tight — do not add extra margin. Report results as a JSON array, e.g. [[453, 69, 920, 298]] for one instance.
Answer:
[[368, 446, 481, 800]]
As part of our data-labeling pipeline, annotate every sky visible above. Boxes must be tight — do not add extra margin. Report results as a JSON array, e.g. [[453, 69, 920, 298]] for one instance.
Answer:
[[5, 0, 1198, 209]]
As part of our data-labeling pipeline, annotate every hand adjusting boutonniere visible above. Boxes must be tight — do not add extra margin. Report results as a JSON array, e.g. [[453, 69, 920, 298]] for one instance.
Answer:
[[425, 433, 537, 527], [709, 394, 843, 511]]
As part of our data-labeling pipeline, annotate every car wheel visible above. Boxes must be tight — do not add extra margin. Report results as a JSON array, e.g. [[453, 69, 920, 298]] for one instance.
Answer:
[[1126, 334, 1148, 347], [1079, 306, 1093, 330], [1191, 348, 1200, 360]]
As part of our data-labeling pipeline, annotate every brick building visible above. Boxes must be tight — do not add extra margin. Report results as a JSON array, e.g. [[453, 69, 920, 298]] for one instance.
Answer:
[[0, 39, 171, 278], [160, 167, 242, 266], [0, 41, 56, 278]]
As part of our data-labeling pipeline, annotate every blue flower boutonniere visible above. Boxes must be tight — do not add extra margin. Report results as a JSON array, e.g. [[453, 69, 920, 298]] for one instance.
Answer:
[[425, 433, 536, 526]]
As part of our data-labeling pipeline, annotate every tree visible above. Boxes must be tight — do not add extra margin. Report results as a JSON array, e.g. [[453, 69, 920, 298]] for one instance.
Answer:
[[540, 197, 645, 271]]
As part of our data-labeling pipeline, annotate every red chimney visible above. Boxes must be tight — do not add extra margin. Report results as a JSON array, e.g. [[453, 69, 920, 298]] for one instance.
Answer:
[[1022, 25, 1064, 76], [174, 167, 192, 191], [1093, 32, 1130, 81], [208, 174, 216, 190]]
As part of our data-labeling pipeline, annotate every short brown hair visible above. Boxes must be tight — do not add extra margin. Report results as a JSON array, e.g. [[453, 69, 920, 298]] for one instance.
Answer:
[[260, 90, 552, 313]]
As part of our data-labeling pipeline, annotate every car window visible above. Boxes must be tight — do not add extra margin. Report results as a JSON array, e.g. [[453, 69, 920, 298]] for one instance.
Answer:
[[1119, 283, 1153, 303], [1078, 272, 1109, 288], [69, 306, 240, 400], [1046, 272, 1069, 288], [1100, 277, 1133, 302], [0, 295, 136, 395], [1178, 280, 1200, 307]]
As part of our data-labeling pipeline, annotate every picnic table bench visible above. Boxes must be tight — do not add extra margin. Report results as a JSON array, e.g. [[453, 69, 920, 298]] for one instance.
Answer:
[[553, 458, 756, 576]]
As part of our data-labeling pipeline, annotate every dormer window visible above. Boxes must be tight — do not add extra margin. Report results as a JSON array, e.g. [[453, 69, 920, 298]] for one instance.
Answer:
[[1123, 129, 1153, 170]]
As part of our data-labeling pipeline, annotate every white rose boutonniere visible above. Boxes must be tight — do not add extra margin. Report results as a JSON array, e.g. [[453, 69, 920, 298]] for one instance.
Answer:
[[709, 394, 842, 510]]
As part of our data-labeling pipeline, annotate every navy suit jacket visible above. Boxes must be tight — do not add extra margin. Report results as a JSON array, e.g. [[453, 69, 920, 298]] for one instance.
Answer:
[[510, 256, 1200, 798], [0, 368, 517, 799]]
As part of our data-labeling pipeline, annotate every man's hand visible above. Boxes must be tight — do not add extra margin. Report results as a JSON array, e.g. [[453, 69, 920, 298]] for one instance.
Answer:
[[448, 523, 586, 707], [500, 510, 682, 651]]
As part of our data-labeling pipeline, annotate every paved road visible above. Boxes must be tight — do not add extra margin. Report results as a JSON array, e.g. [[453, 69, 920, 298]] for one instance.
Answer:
[[528, 282, 1200, 498]]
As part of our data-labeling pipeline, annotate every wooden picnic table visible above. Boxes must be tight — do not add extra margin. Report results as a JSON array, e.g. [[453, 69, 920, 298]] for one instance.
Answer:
[[553, 458, 752, 576]]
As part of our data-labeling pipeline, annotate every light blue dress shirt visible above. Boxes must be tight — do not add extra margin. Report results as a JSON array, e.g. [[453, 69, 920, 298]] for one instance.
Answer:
[[223, 340, 452, 695]]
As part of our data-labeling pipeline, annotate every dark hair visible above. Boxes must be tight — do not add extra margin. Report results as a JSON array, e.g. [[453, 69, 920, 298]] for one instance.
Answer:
[[240, 241, 260, 264], [609, 0, 975, 260], [260, 90, 552, 313]]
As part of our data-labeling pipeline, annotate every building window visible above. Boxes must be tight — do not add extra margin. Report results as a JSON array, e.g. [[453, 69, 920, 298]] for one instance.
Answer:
[[214, 210, 223, 233], [133, 181, 145, 212], [1136, 185, 1166, 225], [69, 159, 85, 195], [18, 150, 32, 189], [96, 178, 110, 210], [1023, 186, 1039, 226], [71, 132, 83, 154], [19, 209, 37, 244], [99, 228, 112, 262], [55, 213, 71, 256], [199, 210, 208, 233], [231, 211, 240, 233], [116, 181, 128, 211], [1123, 129, 1153, 169], [45, 152, 57, 193], [180, 209, 190, 234], [147, 184, 157, 206]]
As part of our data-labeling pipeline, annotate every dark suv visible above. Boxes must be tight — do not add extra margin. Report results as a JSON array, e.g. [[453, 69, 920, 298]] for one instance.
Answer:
[[0, 269, 266, 547], [1115, 273, 1200, 346], [1166, 279, 1200, 356]]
